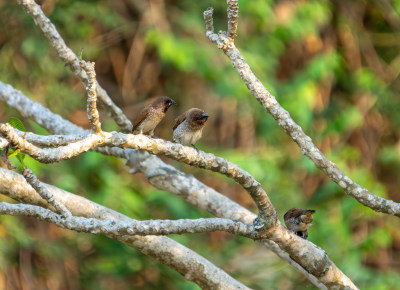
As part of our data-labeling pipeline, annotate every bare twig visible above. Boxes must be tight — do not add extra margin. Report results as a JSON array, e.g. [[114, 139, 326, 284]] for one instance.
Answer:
[[22, 168, 72, 218], [203, 5, 400, 218], [79, 61, 102, 134], [16, 0, 133, 132], [227, 0, 239, 39]]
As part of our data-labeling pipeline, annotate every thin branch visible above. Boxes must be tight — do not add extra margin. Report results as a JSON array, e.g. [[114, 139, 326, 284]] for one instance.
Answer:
[[0, 168, 249, 290], [227, 0, 239, 39], [16, 0, 133, 133], [0, 202, 255, 237], [22, 168, 72, 218], [203, 5, 400, 218], [16, 130, 87, 147], [0, 81, 86, 135], [79, 61, 102, 134]]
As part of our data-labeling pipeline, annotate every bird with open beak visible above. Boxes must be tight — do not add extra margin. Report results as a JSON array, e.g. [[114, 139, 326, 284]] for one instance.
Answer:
[[172, 108, 209, 152], [283, 208, 315, 240], [132, 96, 176, 136]]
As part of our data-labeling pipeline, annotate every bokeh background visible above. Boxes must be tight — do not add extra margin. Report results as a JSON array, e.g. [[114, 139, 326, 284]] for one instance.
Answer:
[[1, 0, 400, 289]]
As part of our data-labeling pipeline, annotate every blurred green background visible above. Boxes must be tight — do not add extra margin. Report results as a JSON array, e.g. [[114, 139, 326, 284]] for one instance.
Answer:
[[1, 0, 400, 289]]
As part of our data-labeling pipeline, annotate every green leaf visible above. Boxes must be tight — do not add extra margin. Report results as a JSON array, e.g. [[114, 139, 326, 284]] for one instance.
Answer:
[[7, 117, 26, 132]]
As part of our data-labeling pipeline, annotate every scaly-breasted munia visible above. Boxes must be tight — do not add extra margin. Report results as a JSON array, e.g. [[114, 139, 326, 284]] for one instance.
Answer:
[[132, 96, 176, 136], [283, 208, 315, 240], [172, 108, 208, 152]]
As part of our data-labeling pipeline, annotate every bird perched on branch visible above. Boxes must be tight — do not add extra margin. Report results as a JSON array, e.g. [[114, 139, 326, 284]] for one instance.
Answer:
[[132, 96, 176, 136], [283, 208, 315, 240], [173, 108, 209, 152]]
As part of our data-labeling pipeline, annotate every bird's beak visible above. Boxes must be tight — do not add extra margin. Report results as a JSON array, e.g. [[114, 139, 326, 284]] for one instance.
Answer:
[[201, 113, 209, 120], [168, 99, 177, 108]]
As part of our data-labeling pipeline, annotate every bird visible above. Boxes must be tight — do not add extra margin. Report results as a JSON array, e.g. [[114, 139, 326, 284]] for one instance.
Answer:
[[172, 108, 209, 152], [283, 208, 315, 240], [132, 96, 176, 136]]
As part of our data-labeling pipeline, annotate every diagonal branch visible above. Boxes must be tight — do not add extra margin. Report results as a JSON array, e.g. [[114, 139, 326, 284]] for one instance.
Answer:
[[16, 0, 133, 133], [22, 168, 71, 218], [203, 3, 400, 218]]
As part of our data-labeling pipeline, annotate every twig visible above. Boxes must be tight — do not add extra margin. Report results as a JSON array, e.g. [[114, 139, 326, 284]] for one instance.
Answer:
[[79, 61, 102, 134], [227, 0, 239, 39], [22, 168, 72, 218]]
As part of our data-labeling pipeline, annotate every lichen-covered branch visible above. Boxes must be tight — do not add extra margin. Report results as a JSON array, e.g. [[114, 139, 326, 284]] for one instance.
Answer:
[[227, 0, 239, 39], [22, 168, 71, 218], [203, 5, 400, 218], [0, 168, 248, 290], [79, 61, 102, 134], [0, 202, 255, 237], [15, 0, 133, 132]]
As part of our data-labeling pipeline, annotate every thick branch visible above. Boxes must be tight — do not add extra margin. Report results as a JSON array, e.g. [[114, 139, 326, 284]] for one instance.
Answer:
[[0, 168, 248, 289], [203, 6, 400, 218], [16, 0, 133, 132]]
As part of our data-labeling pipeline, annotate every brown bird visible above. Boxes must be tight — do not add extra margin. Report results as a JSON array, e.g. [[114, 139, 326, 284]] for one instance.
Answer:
[[283, 208, 315, 240], [173, 108, 209, 152], [132, 96, 176, 136]]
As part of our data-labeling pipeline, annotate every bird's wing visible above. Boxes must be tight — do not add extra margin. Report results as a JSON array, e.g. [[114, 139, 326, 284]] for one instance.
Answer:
[[173, 112, 187, 130], [132, 107, 149, 131]]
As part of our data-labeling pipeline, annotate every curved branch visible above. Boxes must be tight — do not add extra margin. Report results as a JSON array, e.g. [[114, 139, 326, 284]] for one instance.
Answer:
[[0, 123, 276, 226], [203, 5, 400, 218]]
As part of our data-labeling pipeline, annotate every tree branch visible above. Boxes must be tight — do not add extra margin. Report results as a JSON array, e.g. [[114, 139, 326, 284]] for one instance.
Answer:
[[22, 168, 71, 218], [0, 202, 255, 237], [203, 2, 400, 218], [15, 0, 133, 133], [79, 61, 102, 134], [227, 0, 239, 39]]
